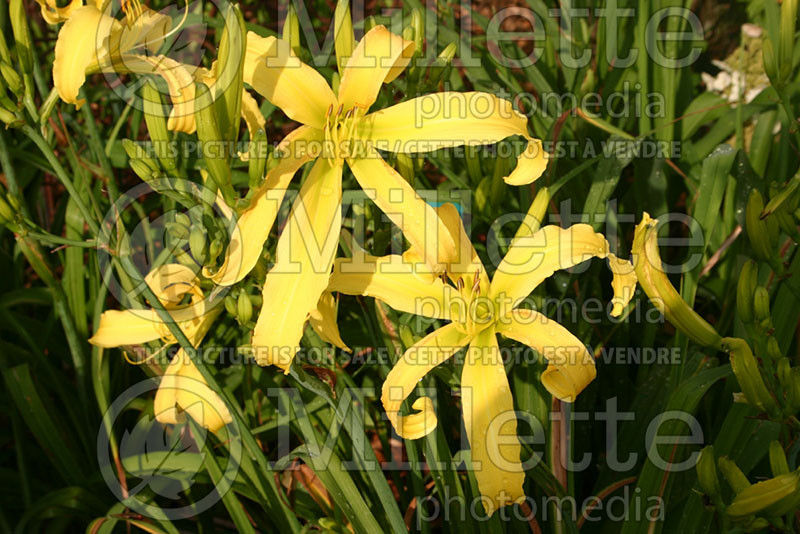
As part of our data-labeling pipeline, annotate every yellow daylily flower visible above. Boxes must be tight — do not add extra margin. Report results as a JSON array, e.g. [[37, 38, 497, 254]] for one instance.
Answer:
[[632, 212, 723, 349], [34, 0, 96, 24], [48, 0, 261, 135], [328, 203, 636, 514], [217, 25, 548, 372], [89, 264, 232, 433]]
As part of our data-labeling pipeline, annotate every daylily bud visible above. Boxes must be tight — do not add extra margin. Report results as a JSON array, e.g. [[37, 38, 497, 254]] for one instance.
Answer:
[[737, 260, 758, 324], [0, 107, 22, 128], [0, 29, 10, 65], [411, 9, 425, 54], [282, 3, 302, 57], [194, 82, 234, 204], [752, 286, 772, 328], [728, 471, 800, 518], [237, 291, 253, 324], [364, 15, 377, 33], [175, 249, 197, 268], [9, 0, 32, 79], [0, 62, 21, 96], [215, 3, 246, 144], [792, 368, 800, 413], [189, 225, 207, 264], [762, 173, 800, 217], [38, 88, 59, 127], [427, 43, 457, 89], [779, 0, 797, 83], [165, 222, 189, 245], [141, 81, 176, 174], [0, 77, 16, 111], [718, 456, 751, 494], [696, 446, 721, 500], [769, 339, 784, 364], [0, 193, 15, 226], [224, 294, 237, 316], [334, 0, 355, 73], [123, 139, 160, 183], [175, 212, 191, 229], [769, 441, 789, 476], [633, 213, 723, 349], [513, 187, 550, 241], [746, 190, 780, 269], [722, 337, 779, 417], [395, 152, 415, 185], [248, 129, 268, 189], [398, 324, 416, 350], [763, 39, 779, 85], [208, 238, 224, 265]]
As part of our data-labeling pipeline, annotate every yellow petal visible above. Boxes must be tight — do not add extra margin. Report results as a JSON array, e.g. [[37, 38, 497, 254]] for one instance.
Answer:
[[633, 213, 723, 349], [608, 254, 637, 317], [154, 349, 233, 433], [496, 308, 596, 402], [244, 32, 336, 128], [153, 351, 182, 425], [461, 327, 524, 515], [309, 292, 350, 352], [88, 309, 164, 347], [347, 149, 455, 273], [116, 55, 197, 133], [207, 125, 323, 286], [337, 25, 414, 111], [35, 0, 82, 24], [329, 252, 458, 320], [53, 5, 118, 108], [251, 159, 343, 371], [361, 92, 548, 185], [176, 351, 233, 433], [491, 224, 628, 308], [117, 7, 171, 55], [144, 263, 200, 307], [381, 323, 472, 439], [240, 89, 266, 138]]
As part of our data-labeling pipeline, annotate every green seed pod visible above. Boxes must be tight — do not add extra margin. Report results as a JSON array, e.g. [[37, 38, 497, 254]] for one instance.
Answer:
[[737, 260, 758, 324], [237, 291, 253, 324], [696, 446, 721, 500], [718, 456, 751, 494]]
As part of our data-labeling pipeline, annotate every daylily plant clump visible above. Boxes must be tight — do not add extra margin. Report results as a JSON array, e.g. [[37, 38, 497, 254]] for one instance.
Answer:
[[48, 0, 646, 516]]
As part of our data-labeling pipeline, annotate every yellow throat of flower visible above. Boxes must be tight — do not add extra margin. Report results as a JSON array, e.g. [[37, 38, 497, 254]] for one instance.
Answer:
[[451, 268, 496, 336], [323, 103, 366, 166]]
